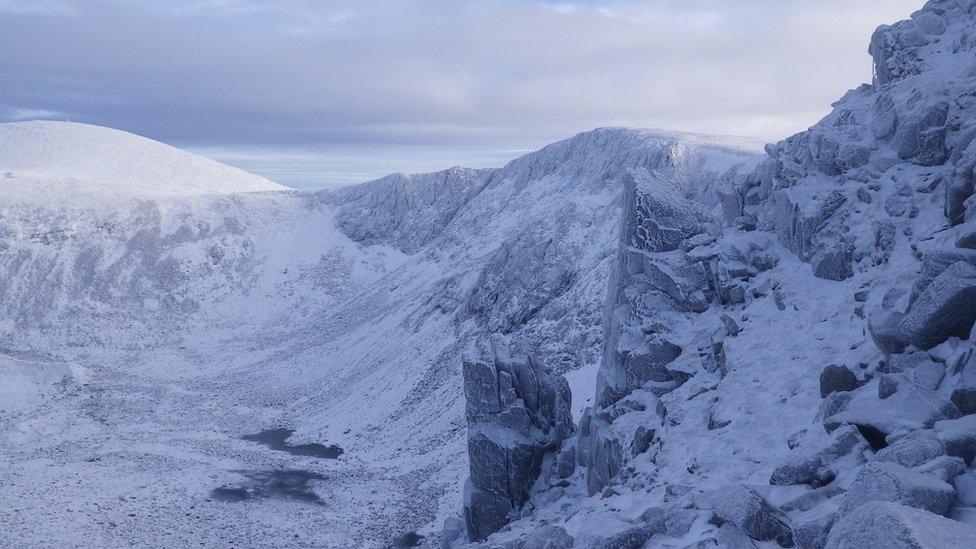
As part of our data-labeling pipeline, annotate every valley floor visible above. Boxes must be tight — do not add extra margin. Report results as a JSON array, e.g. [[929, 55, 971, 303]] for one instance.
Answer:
[[0, 344, 446, 548]]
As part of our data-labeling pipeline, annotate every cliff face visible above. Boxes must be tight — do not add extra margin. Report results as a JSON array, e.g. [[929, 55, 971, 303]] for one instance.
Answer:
[[457, 1, 976, 547]]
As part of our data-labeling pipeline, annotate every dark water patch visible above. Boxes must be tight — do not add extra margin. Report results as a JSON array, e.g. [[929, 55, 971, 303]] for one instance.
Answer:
[[242, 428, 343, 459], [211, 487, 250, 502], [389, 532, 424, 548], [211, 469, 326, 505]]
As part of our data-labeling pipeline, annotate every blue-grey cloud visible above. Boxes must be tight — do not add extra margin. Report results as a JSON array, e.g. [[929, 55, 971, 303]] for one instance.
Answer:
[[0, 0, 921, 188]]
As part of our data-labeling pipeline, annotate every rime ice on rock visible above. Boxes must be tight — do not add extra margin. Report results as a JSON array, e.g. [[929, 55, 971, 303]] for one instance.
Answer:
[[460, 337, 572, 541]]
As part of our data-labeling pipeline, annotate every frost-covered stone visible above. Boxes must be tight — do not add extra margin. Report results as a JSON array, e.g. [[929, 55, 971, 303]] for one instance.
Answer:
[[899, 261, 976, 349], [771, 425, 867, 487], [946, 170, 975, 226], [868, 309, 908, 355], [792, 513, 834, 549], [594, 172, 709, 407], [824, 381, 960, 447], [894, 101, 949, 166], [953, 470, 976, 506], [461, 338, 573, 540], [839, 461, 956, 516], [713, 485, 794, 546], [908, 248, 976, 304], [576, 525, 654, 549], [518, 525, 575, 549], [949, 351, 976, 415], [640, 506, 700, 538], [826, 501, 976, 549], [876, 431, 946, 468], [913, 455, 965, 482], [934, 415, 976, 464]]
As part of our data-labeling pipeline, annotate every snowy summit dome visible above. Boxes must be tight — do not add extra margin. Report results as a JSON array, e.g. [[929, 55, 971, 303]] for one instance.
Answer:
[[0, 121, 287, 202]]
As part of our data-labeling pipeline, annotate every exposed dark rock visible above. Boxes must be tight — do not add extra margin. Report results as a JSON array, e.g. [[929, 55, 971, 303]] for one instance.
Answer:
[[820, 365, 859, 398]]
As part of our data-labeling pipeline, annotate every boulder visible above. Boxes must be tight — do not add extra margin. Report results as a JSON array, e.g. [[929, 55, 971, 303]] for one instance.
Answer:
[[771, 425, 867, 487], [714, 485, 794, 546], [934, 415, 976, 464], [909, 360, 946, 391], [913, 455, 966, 482], [519, 525, 575, 549], [876, 431, 947, 468], [696, 524, 759, 549], [576, 526, 654, 549], [640, 506, 699, 538], [824, 382, 960, 448], [868, 309, 908, 355], [950, 354, 976, 415], [792, 513, 834, 549], [946, 169, 975, 227], [826, 501, 976, 549], [838, 462, 956, 516], [908, 248, 976, 304], [900, 261, 976, 349], [953, 470, 976, 506], [820, 365, 859, 398], [811, 247, 854, 281]]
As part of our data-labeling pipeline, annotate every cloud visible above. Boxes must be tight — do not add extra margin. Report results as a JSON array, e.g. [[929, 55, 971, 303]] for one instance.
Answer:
[[0, 0, 921, 187]]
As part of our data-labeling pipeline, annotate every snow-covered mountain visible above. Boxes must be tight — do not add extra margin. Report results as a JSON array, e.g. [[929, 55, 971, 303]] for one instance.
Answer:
[[5, 1, 976, 547], [0, 121, 285, 202], [0, 121, 759, 547]]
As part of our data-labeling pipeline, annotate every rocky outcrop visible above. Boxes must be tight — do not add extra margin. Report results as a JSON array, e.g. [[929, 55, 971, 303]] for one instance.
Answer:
[[594, 169, 709, 408], [460, 337, 573, 541]]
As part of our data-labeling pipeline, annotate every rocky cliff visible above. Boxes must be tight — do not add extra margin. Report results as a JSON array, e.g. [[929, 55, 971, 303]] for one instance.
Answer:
[[453, 1, 976, 547]]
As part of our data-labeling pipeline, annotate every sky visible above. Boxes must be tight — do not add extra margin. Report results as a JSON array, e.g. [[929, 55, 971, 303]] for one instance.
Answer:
[[0, 0, 922, 189]]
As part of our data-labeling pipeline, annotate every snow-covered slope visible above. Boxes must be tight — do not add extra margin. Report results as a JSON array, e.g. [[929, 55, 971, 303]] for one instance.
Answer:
[[0, 121, 286, 203], [0, 123, 760, 547]]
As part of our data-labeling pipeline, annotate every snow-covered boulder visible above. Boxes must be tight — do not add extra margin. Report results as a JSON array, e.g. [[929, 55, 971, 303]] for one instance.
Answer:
[[838, 461, 956, 516], [824, 380, 960, 447], [899, 261, 976, 350], [876, 431, 947, 468], [713, 485, 794, 547], [826, 501, 976, 549], [934, 414, 976, 464]]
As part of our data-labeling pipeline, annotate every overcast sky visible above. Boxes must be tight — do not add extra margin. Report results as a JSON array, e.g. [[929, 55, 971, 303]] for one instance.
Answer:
[[1, 0, 921, 188]]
